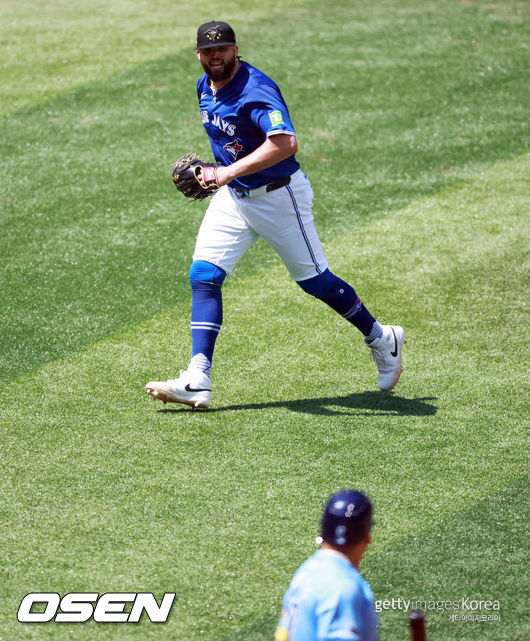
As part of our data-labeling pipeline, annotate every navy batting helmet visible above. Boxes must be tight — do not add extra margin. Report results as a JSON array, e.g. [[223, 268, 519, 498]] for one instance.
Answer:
[[319, 489, 373, 546]]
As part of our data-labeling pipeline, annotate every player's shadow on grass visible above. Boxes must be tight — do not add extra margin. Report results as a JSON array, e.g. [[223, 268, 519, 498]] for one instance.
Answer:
[[161, 392, 438, 416], [216, 392, 438, 416]]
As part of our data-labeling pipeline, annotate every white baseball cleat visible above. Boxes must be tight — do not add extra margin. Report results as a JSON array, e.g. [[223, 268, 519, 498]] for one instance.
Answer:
[[145, 366, 211, 409], [367, 325, 406, 392]]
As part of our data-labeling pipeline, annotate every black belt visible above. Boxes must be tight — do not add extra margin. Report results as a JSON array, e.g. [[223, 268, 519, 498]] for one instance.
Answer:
[[265, 176, 291, 192], [233, 176, 291, 198]]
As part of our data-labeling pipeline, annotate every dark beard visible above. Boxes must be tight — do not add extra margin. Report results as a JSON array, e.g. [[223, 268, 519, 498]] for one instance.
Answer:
[[202, 55, 237, 83]]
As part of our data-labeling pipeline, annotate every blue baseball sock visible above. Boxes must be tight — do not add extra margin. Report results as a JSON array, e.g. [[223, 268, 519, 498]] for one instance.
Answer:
[[297, 269, 383, 338], [189, 261, 226, 373]]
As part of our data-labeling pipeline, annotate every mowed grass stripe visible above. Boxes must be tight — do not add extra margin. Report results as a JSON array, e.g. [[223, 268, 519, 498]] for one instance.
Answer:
[[1, 154, 527, 640], [368, 475, 530, 641], [0, 0, 307, 117]]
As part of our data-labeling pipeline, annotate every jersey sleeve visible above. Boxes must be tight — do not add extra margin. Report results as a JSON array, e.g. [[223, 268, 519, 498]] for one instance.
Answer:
[[246, 83, 296, 137], [315, 582, 378, 641]]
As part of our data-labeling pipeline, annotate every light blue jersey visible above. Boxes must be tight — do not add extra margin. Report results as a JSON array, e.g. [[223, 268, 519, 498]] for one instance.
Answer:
[[274, 549, 378, 641], [197, 61, 300, 189]]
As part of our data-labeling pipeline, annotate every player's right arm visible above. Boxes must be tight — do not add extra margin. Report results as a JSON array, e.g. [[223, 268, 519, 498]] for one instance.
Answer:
[[213, 78, 298, 187], [214, 133, 297, 187]]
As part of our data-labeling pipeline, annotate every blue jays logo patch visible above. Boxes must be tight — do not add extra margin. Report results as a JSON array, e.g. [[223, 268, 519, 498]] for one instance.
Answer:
[[224, 139, 243, 159]]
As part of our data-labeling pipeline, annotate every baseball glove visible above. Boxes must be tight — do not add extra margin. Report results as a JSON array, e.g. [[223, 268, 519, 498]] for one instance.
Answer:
[[171, 153, 219, 200]]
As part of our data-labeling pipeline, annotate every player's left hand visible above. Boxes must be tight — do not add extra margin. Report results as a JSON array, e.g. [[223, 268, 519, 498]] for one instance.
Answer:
[[202, 164, 232, 188], [196, 164, 220, 189], [171, 153, 219, 200]]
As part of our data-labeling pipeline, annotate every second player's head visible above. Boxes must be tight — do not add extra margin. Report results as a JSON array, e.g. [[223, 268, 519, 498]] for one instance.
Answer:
[[319, 489, 373, 546]]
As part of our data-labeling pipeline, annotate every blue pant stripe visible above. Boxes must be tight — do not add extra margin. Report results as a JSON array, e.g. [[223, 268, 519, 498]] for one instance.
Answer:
[[286, 185, 322, 275]]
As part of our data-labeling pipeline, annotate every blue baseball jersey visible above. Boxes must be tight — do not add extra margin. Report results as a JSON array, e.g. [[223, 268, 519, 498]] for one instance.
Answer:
[[197, 61, 300, 189], [274, 549, 378, 641]]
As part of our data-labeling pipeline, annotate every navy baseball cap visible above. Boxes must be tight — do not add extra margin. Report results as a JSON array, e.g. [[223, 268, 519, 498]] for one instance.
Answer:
[[319, 489, 373, 546], [197, 21, 236, 50]]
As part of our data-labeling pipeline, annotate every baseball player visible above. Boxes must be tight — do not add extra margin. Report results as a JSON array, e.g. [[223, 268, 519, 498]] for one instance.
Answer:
[[145, 21, 405, 409], [274, 489, 378, 641]]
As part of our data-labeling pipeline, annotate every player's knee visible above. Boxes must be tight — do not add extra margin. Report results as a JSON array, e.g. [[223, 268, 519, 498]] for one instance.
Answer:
[[296, 269, 334, 299], [189, 260, 226, 288]]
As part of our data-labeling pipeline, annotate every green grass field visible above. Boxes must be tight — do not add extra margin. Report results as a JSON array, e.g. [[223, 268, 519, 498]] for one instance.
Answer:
[[1, 1, 528, 639]]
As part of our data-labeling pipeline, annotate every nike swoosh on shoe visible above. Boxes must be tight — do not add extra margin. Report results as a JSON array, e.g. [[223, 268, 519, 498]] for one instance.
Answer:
[[184, 383, 212, 393], [391, 327, 398, 358]]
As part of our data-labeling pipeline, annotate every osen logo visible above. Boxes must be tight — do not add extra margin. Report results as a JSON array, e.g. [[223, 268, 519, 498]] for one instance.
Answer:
[[17, 592, 176, 623]]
